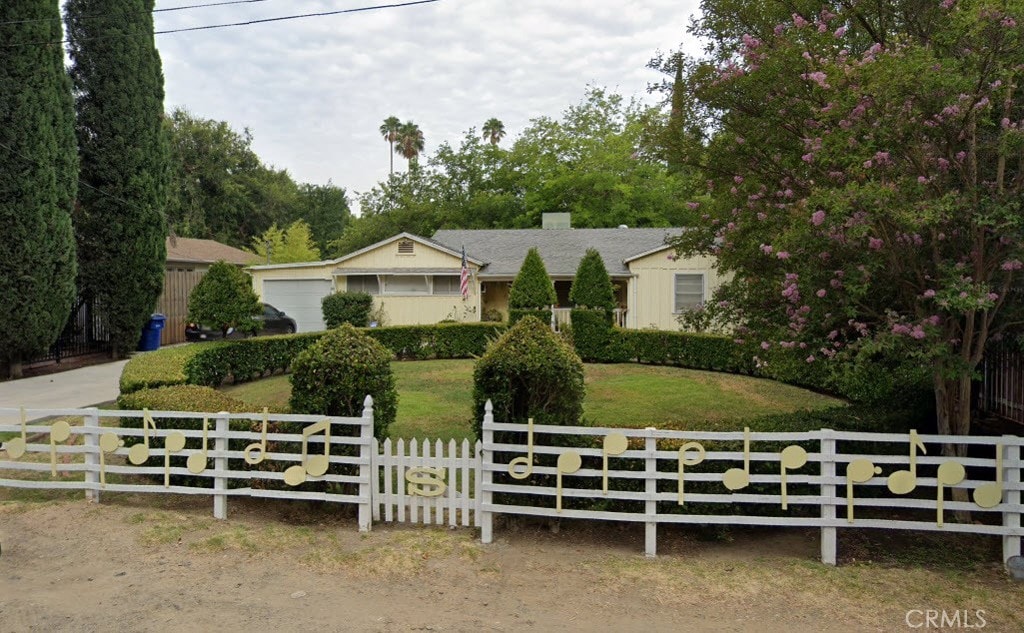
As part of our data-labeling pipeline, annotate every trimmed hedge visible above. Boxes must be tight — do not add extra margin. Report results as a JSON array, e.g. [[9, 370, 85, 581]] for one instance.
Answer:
[[322, 291, 373, 328], [117, 384, 260, 414], [366, 323, 506, 360], [508, 308, 552, 327], [620, 329, 752, 374], [568, 309, 620, 362], [119, 345, 204, 394]]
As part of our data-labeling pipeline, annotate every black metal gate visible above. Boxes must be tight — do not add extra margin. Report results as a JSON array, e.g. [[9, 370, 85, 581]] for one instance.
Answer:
[[29, 296, 112, 364]]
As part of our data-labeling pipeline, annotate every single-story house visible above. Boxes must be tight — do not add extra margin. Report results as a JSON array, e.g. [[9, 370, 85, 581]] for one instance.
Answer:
[[157, 236, 258, 344], [246, 221, 724, 333]]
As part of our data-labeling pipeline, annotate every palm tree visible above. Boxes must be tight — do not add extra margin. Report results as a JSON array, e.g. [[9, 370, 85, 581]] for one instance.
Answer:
[[394, 120, 425, 168], [379, 116, 401, 175], [482, 118, 506, 145]]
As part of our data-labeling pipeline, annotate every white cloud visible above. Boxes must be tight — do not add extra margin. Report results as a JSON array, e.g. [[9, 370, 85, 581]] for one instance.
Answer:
[[153, 0, 703, 208]]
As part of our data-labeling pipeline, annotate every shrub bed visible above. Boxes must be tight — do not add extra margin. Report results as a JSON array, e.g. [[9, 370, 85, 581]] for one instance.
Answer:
[[322, 291, 373, 328], [619, 329, 752, 374], [119, 345, 204, 394]]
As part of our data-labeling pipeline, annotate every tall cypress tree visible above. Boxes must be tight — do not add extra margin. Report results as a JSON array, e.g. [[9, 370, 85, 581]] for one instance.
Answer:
[[0, 0, 79, 378], [66, 0, 169, 356]]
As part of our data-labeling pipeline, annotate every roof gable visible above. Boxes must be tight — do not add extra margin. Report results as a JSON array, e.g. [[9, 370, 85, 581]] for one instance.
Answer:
[[165, 236, 256, 266]]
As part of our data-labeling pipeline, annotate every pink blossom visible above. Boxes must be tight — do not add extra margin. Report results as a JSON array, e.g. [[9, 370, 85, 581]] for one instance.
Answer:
[[955, 151, 967, 162], [777, 251, 791, 260], [816, 289, 827, 298], [1001, 259, 1023, 271], [736, 136, 745, 144], [874, 151, 891, 165], [686, 202, 700, 210], [918, 176, 928, 184], [760, 244, 773, 255], [757, 212, 768, 221], [834, 26, 847, 38], [802, 153, 814, 163], [910, 326, 926, 340], [926, 315, 941, 326], [923, 289, 936, 298], [802, 71, 829, 88], [734, 175, 744, 184], [863, 159, 873, 169], [774, 24, 785, 36], [810, 210, 825, 226], [793, 14, 809, 28], [1002, 17, 1017, 27], [806, 355, 816, 363], [868, 43, 883, 55], [988, 292, 1000, 301], [940, 0, 955, 8], [760, 341, 771, 350], [868, 237, 883, 250]]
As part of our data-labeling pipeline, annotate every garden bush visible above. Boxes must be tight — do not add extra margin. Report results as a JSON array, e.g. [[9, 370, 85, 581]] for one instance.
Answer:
[[508, 248, 556, 326], [187, 261, 262, 338], [322, 291, 373, 328], [568, 249, 615, 310], [289, 324, 397, 437], [366, 323, 505, 360], [119, 345, 203, 394], [620, 329, 752, 374]]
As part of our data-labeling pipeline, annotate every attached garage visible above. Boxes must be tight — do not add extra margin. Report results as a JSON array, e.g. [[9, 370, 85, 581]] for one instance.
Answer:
[[261, 279, 333, 333]]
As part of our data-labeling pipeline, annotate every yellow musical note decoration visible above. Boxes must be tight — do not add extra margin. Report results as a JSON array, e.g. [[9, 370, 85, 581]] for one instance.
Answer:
[[284, 419, 331, 486], [406, 467, 448, 497], [846, 458, 881, 523], [164, 432, 186, 488], [49, 420, 72, 477], [99, 432, 123, 487], [508, 417, 534, 480], [3, 406, 28, 460], [244, 408, 269, 465], [723, 427, 751, 491], [779, 445, 808, 510], [936, 461, 966, 528], [677, 441, 705, 505], [972, 445, 1003, 509], [187, 418, 210, 475], [555, 450, 581, 513], [602, 433, 628, 494], [887, 430, 926, 495], [128, 410, 157, 465]]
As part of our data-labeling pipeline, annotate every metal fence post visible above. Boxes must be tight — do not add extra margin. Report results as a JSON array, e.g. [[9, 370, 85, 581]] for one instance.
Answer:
[[214, 412, 229, 520], [644, 427, 657, 558], [480, 400, 494, 544], [1004, 439, 1021, 569], [820, 429, 837, 565], [359, 395, 374, 532], [83, 408, 100, 503]]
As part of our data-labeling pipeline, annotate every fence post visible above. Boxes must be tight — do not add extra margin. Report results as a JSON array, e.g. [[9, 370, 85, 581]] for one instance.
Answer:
[[1004, 439, 1021, 569], [83, 407, 100, 503], [644, 427, 657, 558], [359, 395, 374, 532], [213, 411, 229, 520], [480, 400, 494, 544], [820, 429, 837, 565]]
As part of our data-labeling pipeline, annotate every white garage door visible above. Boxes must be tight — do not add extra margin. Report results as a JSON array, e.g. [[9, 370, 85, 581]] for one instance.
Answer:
[[262, 279, 333, 333]]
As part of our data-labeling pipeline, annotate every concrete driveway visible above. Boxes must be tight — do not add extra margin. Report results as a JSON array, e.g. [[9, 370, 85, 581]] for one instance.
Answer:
[[0, 359, 128, 415]]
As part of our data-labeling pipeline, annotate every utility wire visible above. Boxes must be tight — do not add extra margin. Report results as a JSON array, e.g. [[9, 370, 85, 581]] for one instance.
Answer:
[[0, 0, 275, 27], [1, 1, 440, 48]]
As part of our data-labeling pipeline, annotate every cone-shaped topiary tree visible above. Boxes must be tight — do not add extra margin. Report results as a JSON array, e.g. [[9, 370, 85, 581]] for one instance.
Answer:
[[289, 324, 397, 437], [569, 248, 624, 361], [472, 316, 584, 439], [568, 249, 615, 310], [508, 247, 556, 325], [186, 261, 261, 339]]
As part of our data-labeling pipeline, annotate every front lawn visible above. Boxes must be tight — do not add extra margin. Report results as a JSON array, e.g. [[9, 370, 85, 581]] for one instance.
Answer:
[[221, 360, 842, 441]]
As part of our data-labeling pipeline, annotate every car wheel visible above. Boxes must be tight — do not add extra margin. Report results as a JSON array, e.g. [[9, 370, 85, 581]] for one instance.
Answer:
[[286, 325, 295, 334]]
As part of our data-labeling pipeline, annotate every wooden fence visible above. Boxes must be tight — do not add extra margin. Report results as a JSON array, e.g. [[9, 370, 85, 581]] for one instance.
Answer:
[[979, 344, 1024, 425], [3, 400, 1022, 568], [155, 267, 206, 345]]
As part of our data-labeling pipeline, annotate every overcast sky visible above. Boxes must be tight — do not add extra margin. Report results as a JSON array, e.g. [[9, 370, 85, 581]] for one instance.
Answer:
[[152, 0, 703, 209]]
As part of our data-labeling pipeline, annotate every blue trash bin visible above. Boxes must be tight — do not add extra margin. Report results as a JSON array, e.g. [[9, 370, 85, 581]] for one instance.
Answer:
[[137, 314, 167, 351]]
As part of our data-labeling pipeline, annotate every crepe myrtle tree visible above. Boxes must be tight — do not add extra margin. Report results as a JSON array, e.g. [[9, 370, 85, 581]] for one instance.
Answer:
[[671, 0, 1024, 453]]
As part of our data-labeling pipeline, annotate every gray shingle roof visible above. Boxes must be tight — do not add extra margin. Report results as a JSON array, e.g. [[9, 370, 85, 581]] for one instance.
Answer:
[[431, 228, 683, 277]]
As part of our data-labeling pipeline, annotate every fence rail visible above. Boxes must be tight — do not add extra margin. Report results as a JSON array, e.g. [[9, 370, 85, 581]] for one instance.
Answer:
[[549, 306, 627, 333]]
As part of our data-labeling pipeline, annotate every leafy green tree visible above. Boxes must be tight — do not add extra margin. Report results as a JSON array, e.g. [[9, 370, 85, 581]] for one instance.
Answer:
[[395, 120, 425, 168], [250, 220, 321, 264], [187, 261, 261, 338], [67, 0, 170, 357], [671, 0, 1024, 448], [569, 249, 615, 310], [482, 118, 506, 145], [294, 182, 350, 254], [0, 0, 78, 378], [509, 248, 557, 325], [379, 116, 401, 175]]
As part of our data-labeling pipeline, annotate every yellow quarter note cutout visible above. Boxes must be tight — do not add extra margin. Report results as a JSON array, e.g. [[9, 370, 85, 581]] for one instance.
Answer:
[[3, 406, 28, 459], [972, 445, 1004, 509], [244, 408, 269, 465], [887, 429, 926, 495], [49, 420, 72, 477], [128, 410, 157, 465], [846, 459, 881, 523], [187, 418, 210, 475], [99, 432, 123, 487], [677, 441, 706, 505], [284, 419, 331, 487], [556, 450, 582, 513], [164, 432, 186, 488], [936, 461, 966, 528], [508, 417, 534, 480], [723, 427, 751, 491], [779, 445, 808, 510], [602, 433, 628, 494]]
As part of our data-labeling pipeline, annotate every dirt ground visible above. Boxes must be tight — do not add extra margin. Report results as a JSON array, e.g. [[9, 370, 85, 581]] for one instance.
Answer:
[[0, 494, 1020, 633]]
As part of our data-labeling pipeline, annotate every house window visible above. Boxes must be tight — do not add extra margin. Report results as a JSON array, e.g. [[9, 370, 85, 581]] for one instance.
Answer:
[[397, 239, 414, 255], [432, 275, 461, 296], [347, 275, 379, 295], [674, 274, 704, 312], [384, 274, 429, 294]]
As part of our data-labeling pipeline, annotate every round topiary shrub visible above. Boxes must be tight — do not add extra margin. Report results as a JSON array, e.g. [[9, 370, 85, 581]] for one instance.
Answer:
[[289, 323, 397, 437], [472, 315, 584, 439]]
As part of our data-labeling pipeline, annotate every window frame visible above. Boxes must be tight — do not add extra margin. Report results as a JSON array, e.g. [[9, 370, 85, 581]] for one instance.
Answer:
[[673, 273, 705, 313]]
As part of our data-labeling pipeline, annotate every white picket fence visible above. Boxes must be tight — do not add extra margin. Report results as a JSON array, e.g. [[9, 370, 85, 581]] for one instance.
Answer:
[[2, 401, 1022, 568]]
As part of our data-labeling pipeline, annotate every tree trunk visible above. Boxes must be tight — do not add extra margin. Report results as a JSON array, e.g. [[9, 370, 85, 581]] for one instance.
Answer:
[[8, 359, 23, 380], [934, 371, 973, 521]]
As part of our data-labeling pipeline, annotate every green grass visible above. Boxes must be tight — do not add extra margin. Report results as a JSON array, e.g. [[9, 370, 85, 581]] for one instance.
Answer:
[[222, 360, 842, 441]]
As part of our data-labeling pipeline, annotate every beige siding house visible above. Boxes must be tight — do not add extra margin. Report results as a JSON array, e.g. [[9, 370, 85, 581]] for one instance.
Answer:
[[247, 228, 722, 332]]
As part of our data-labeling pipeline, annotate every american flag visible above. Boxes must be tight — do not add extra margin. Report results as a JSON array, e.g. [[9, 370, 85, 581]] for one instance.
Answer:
[[460, 245, 470, 299]]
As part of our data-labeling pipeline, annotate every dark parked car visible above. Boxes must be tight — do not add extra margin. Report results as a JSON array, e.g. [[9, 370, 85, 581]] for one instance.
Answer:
[[185, 303, 297, 341]]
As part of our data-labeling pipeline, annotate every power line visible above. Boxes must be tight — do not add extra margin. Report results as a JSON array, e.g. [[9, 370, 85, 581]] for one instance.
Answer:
[[0, 1, 441, 48], [0, 0, 275, 27]]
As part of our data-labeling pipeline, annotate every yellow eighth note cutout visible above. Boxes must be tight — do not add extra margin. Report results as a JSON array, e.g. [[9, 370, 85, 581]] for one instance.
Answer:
[[284, 419, 332, 487], [3, 407, 28, 460], [49, 420, 72, 477], [602, 433, 628, 494], [846, 458, 881, 523]]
